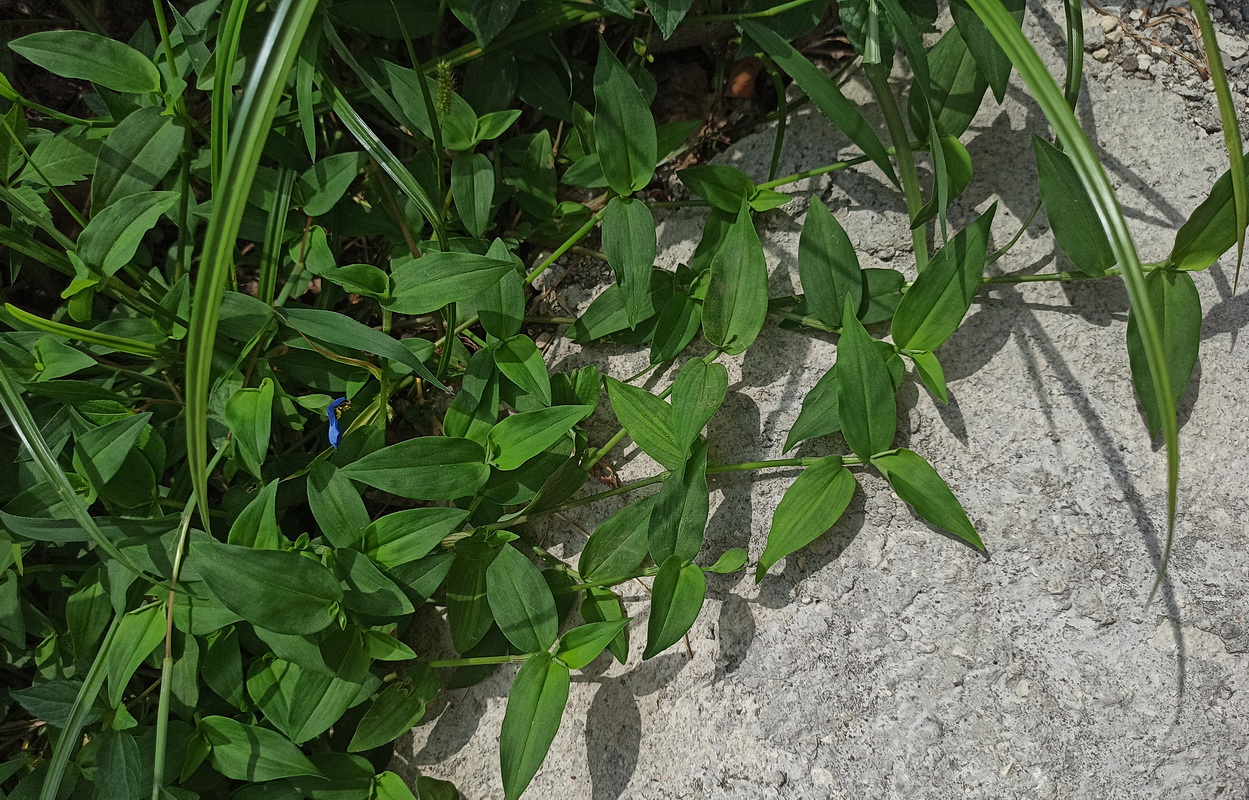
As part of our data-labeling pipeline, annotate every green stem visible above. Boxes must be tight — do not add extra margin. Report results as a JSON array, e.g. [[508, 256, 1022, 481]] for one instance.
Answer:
[[863, 63, 927, 271], [426, 653, 532, 668], [694, 0, 823, 22]]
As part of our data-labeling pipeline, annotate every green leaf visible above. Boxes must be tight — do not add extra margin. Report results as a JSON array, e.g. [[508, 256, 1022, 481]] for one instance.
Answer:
[[578, 495, 655, 582], [949, 0, 1024, 102], [321, 264, 391, 299], [643, 555, 706, 659], [602, 196, 657, 326], [198, 716, 320, 781], [499, 652, 570, 800], [703, 204, 768, 355], [1126, 269, 1202, 439], [95, 730, 142, 800], [224, 377, 274, 477], [835, 297, 896, 459], [348, 667, 440, 752], [670, 359, 727, 451], [299, 151, 366, 216], [707, 547, 749, 574], [228, 480, 282, 549], [363, 507, 468, 568], [487, 545, 559, 652], [554, 620, 630, 669], [444, 348, 500, 446], [337, 549, 415, 617], [756, 456, 855, 580], [648, 438, 709, 564], [340, 437, 490, 501], [191, 541, 343, 635], [476, 109, 522, 142], [493, 334, 552, 406], [909, 350, 948, 404], [245, 657, 361, 744], [872, 448, 983, 550], [488, 405, 593, 471], [9, 30, 161, 94], [891, 203, 996, 351], [1169, 149, 1249, 271], [385, 252, 516, 316], [446, 546, 498, 652], [910, 24, 988, 139], [74, 412, 151, 487], [798, 201, 862, 327], [451, 153, 494, 238], [92, 107, 184, 212], [202, 627, 248, 710], [593, 38, 657, 195], [647, 0, 693, 38], [912, 135, 973, 228], [604, 377, 683, 469], [77, 191, 180, 277], [648, 290, 702, 365], [476, 240, 525, 339], [677, 165, 756, 213], [1032, 136, 1115, 276], [307, 461, 370, 549], [784, 366, 840, 451], [458, 0, 522, 45], [742, 20, 898, 185], [104, 603, 165, 707], [580, 586, 628, 663], [280, 306, 444, 390]]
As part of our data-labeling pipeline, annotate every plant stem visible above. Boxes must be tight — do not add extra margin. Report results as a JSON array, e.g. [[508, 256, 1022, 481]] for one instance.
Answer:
[[426, 653, 532, 668], [863, 63, 927, 272]]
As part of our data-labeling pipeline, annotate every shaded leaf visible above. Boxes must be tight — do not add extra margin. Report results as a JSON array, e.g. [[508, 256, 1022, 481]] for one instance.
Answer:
[[499, 653, 570, 800], [1126, 269, 1202, 439], [835, 297, 896, 459], [872, 448, 983, 550], [191, 541, 342, 635], [340, 437, 489, 500]]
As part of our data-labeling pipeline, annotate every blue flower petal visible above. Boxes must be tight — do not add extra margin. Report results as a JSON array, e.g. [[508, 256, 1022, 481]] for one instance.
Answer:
[[327, 397, 350, 449]]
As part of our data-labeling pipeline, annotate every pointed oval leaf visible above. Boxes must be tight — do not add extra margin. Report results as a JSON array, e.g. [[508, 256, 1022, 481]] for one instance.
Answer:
[[191, 541, 343, 635], [348, 668, 440, 752], [909, 349, 949, 404], [604, 377, 683, 469], [307, 461, 370, 549], [1169, 149, 1249, 271], [339, 437, 489, 501], [670, 360, 728, 451], [385, 252, 516, 315], [648, 438, 709, 564], [451, 153, 495, 238], [891, 203, 996, 351], [494, 334, 552, 406], [488, 405, 593, 471], [78, 191, 180, 276], [677, 165, 756, 213], [578, 495, 656, 582], [337, 549, 415, 617], [10, 31, 160, 95], [643, 556, 706, 660], [1032, 136, 1115, 276], [784, 366, 840, 451], [798, 201, 863, 327], [554, 620, 631, 670], [872, 448, 983, 550], [1126, 269, 1201, 439], [703, 204, 768, 355], [198, 716, 320, 781], [580, 586, 629, 663], [593, 39, 657, 195], [835, 298, 896, 459], [446, 547, 498, 652], [757, 456, 855, 580], [486, 545, 559, 653], [499, 653, 570, 800], [281, 307, 444, 389], [91, 107, 184, 212], [602, 196, 657, 326], [648, 290, 702, 365], [363, 507, 468, 568], [223, 377, 274, 477]]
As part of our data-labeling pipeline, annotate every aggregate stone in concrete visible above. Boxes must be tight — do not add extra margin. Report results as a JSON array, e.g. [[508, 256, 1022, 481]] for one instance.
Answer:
[[397, 3, 1249, 797]]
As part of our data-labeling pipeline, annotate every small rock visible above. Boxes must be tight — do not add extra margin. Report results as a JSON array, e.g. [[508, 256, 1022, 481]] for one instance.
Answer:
[[1093, 48, 1111, 61], [1106, 26, 1124, 43], [1099, 14, 1118, 33], [1129, 8, 1143, 20], [1137, 54, 1153, 72], [1085, 25, 1105, 49]]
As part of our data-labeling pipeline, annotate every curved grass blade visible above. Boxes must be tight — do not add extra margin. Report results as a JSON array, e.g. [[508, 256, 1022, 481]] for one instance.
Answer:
[[5, 303, 160, 357], [962, 0, 1179, 603], [0, 363, 154, 580], [210, 0, 248, 187], [1190, 0, 1246, 287], [187, 0, 321, 533]]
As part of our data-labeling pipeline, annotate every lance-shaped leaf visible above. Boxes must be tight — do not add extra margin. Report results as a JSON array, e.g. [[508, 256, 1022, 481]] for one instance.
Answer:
[[386, 252, 516, 315], [799, 201, 863, 327], [494, 334, 552, 406], [487, 546, 559, 653], [451, 152, 495, 238], [1032, 136, 1115, 276], [593, 38, 656, 195], [872, 449, 983, 550], [602, 196, 657, 325], [891, 203, 996, 351], [757, 456, 856, 580], [9, 30, 161, 95], [446, 545, 499, 652], [643, 555, 706, 659], [908, 350, 949, 404], [348, 668, 440, 752], [949, 0, 1025, 102], [307, 461, 370, 549], [192, 542, 343, 635], [488, 405, 593, 471], [199, 716, 320, 782], [1169, 149, 1249, 271], [78, 191, 180, 275], [499, 653, 570, 800], [704, 204, 768, 355], [835, 296, 896, 459], [281, 306, 443, 389], [648, 438, 709, 564], [1126, 269, 1201, 439], [677, 165, 755, 213], [340, 437, 489, 501], [670, 359, 728, 451], [579, 495, 655, 582], [224, 378, 274, 477], [581, 586, 628, 663], [554, 620, 631, 670], [604, 377, 683, 469]]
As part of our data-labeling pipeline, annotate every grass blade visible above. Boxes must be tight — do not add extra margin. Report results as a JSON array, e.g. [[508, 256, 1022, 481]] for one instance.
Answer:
[[5, 303, 161, 357], [211, 0, 248, 187], [187, 0, 320, 532], [1190, 0, 1246, 287], [962, 0, 1179, 601]]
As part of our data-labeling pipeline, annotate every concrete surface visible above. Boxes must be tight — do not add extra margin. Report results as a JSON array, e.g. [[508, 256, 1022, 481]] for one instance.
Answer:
[[396, 2, 1249, 797]]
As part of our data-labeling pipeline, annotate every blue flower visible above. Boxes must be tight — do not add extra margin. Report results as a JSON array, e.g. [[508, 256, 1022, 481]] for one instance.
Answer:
[[327, 397, 351, 449]]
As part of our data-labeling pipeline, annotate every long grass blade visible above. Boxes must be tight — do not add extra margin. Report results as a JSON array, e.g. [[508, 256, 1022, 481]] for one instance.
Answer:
[[39, 614, 123, 800], [259, 166, 296, 306], [1190, 0, 1246, 288], [211, 0, 249, 187], [962, 0, 1180, 602], [6, 303, 162, 357], [187, 0, 321, 532], [0, 363, 156, 580]]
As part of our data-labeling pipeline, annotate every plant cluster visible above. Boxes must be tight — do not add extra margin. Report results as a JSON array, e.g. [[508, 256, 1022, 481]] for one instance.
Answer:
[[0, 0, 1244, 798]]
